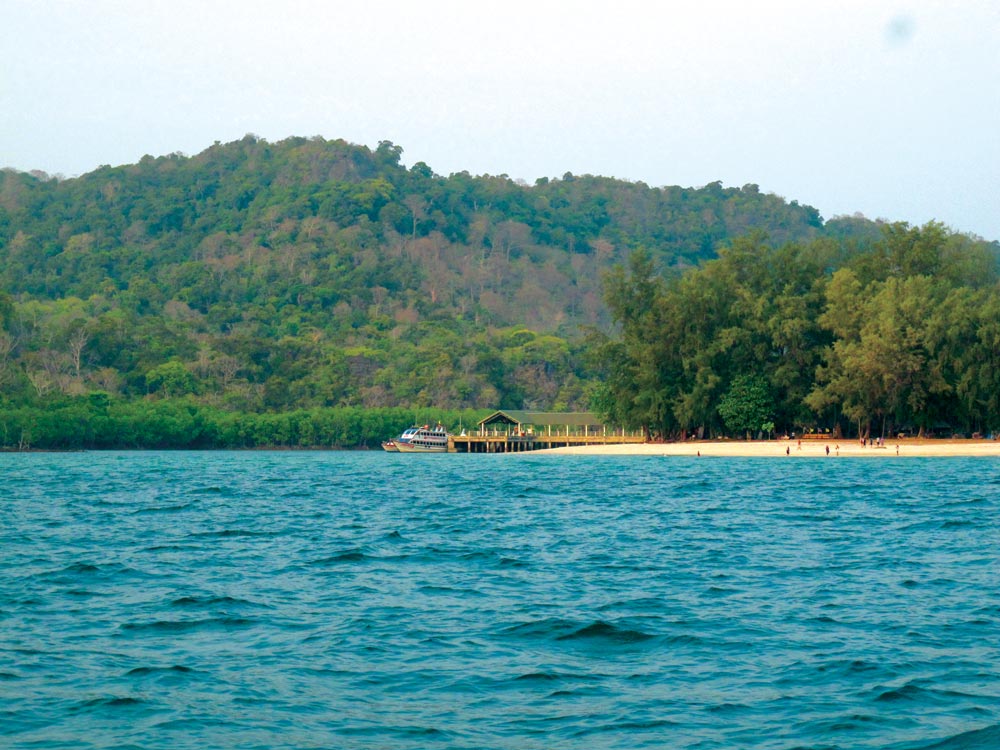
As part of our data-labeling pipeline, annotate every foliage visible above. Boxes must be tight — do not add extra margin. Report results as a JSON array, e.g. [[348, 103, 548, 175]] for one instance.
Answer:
[[595, 224, 1000, 439], [0, 136, 874, 424], [0, 398, 489, 450], [1, 137, 995, 445], [718, 375, 774, 438]]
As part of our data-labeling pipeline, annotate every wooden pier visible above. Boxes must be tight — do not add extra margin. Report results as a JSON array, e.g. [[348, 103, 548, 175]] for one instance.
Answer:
[[447, 410, 645, 453], [449, 433, 646, 453]]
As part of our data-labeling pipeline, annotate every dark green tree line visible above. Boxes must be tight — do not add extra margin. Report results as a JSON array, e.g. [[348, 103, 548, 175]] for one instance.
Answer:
[[593, 223, 1000, 439]]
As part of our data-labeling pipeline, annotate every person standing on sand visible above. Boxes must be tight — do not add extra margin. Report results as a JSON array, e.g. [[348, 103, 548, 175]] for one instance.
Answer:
[[835, 444, 840, 456], [826, 445, 830, 456], [786, 446, 790, 455]]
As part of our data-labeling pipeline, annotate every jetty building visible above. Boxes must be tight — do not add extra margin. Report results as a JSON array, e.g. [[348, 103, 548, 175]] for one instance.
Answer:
[[449, 410, 645, 453]]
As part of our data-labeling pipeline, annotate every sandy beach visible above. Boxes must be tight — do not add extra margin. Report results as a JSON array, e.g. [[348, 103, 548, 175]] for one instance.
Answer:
[[537, 438, 1000, 458]]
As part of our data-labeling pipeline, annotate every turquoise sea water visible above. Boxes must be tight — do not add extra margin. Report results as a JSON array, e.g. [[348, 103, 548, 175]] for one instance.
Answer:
[[1, 451, 998, 750]]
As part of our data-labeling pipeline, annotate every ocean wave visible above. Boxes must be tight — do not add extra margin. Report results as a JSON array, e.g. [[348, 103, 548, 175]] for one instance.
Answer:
[[309, 549, 368, 565], [908, 723, 1000, 749], [170, 594, 269, 609], [815, 658, 882, 676], [511, 671, 584, 683], [132, 503, 192, 515], [705, 702, 752, 714], [71, 695, 146, 712], [596, 596, 666, 613], [189, 485, 233, 495], [118, 616, 256, 634], [188, 529, 280, 538], [501, 618, 658, 645], [873, 682, 980, 705], [125, 665, 194, 676], [65, 588, 110, 598], [499, 556, 530, 567], [40, 562, 144, 582], [499, 617, 578, 639]]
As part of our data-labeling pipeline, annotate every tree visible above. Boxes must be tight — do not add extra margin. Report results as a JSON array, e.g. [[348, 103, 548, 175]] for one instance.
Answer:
[[718, 375, 774, 438], [591, 249, 675, 437], [67, 326, 89, 379], [145, 360, 197, 398]]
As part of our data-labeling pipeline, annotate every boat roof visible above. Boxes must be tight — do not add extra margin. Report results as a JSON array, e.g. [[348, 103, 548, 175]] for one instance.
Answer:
[[477, 410, 604, 428]]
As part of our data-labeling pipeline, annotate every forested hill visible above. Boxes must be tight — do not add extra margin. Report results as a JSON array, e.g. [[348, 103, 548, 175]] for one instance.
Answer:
[[0, 134, 972, 426], [0, 135, 840, 330], [0, 136, 836, 308]]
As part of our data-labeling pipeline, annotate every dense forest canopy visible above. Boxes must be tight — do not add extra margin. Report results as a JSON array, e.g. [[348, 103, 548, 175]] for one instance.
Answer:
[[0, 134, 995, 448], [592, 225, 1000, 440]]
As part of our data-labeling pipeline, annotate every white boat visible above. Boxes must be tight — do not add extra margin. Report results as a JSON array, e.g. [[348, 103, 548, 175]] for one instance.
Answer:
[[392, 424, 450, 453]]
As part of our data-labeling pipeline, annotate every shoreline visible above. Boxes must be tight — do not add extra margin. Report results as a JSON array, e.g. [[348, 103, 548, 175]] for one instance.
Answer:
[[533, 438, 1000, 458]]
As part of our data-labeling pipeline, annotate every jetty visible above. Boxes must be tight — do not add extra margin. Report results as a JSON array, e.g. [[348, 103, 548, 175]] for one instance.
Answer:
[[449, 410, 645, 453]]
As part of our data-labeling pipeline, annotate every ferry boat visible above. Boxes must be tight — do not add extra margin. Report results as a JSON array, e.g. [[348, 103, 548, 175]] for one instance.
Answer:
[[391, 424, 450, 453]]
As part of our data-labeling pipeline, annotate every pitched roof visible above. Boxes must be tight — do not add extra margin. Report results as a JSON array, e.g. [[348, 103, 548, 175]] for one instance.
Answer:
[[478, 410, 604, 428]]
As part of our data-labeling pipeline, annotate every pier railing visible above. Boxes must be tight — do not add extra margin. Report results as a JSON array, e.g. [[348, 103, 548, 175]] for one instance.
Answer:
[[449, 432, 646, 453]]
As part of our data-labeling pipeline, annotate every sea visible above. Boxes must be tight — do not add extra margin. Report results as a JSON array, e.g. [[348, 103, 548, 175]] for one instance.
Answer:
[[1, 451, 998, 750]]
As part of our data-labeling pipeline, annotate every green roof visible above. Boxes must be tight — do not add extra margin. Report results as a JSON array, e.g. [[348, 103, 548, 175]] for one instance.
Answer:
[[477, 410, 604, 428]]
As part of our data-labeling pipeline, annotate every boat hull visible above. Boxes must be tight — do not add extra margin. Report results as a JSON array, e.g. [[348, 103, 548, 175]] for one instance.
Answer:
[[394, 441, 448, 453]]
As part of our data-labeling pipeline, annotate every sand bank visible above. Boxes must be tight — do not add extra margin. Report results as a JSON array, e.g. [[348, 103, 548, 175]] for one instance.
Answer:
[[536, 438, 1000, 458]]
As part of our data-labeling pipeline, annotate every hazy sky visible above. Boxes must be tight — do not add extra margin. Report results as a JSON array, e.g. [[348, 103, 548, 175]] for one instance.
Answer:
[[3, 0, 998, 240]]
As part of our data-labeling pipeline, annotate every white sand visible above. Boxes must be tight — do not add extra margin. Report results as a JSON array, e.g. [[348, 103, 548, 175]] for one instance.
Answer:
[[535, 439, 1000, 458]]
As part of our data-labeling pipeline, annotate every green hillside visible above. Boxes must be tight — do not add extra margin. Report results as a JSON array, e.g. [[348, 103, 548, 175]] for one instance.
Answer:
[[0, 136, 838, 404], [3, 134, 993, 448]]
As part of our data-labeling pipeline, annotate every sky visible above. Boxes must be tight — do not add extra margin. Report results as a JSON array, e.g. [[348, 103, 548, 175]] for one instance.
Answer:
[[2, 0, 998, 241]]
